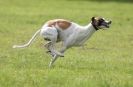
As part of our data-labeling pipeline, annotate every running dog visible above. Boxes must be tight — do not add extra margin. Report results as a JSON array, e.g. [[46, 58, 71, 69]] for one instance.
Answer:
[[13, 17, 112, 67]]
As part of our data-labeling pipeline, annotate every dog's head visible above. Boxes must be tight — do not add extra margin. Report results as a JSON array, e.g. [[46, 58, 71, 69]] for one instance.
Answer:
[[91, 17, 112, 30]]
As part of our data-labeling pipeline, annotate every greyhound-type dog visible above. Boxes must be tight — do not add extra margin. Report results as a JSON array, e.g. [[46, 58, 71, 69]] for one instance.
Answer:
[[13, 17, 112, 67]]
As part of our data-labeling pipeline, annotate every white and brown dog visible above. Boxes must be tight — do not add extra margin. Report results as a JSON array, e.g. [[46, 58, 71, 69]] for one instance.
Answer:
[[13, 17, 112, 67]]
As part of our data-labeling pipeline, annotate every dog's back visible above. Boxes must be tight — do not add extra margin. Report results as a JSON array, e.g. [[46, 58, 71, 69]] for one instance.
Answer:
[[46, 19, 72, 30]]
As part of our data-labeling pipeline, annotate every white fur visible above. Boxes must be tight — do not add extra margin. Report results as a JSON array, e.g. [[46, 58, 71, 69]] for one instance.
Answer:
[[13, 20, 97, 67]]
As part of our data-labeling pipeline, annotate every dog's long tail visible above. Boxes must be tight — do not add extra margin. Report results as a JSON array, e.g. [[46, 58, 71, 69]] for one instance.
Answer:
[[13, 29, 41, 48]]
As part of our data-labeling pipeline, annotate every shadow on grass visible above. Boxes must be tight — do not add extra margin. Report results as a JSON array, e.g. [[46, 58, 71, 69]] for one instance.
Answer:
[[67, 0, 133, 3]]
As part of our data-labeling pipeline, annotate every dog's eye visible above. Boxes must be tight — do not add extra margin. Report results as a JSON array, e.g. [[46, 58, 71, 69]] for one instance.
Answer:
[[98, 19, 103, 26], [98, 18, 105, 26], [99, 19, 104, 22]]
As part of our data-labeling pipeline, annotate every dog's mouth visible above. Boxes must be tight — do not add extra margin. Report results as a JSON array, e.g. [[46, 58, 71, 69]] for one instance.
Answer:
[[105, 21, 112, 28], [99, 20, 112, 29]]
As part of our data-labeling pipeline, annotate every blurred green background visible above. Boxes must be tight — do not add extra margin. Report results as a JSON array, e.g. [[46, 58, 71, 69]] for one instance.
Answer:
[[0, 0, 133, 87]]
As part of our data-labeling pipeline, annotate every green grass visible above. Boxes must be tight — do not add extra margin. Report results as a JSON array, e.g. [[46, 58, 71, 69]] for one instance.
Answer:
[[0, 0, 133, 87]]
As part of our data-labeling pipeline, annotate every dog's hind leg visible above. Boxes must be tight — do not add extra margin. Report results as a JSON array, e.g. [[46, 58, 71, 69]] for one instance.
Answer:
[[42, 26, 64, 57], [44, 41, 52, 53]]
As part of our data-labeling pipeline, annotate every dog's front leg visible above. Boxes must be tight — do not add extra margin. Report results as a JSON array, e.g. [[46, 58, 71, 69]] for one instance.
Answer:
[[49, 54, 58, 67], [46, 42, 64, 57], [59, 46, 67, 55], [44, 41, 52, 53], [48, 46, 68, 67]]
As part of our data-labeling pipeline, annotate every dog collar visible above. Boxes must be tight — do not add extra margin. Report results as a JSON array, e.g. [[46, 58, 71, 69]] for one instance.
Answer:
[[91, 23, 99, 31]]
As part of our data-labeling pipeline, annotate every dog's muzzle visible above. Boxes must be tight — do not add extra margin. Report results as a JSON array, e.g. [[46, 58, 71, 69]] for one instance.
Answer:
[[106, 21, 112, 28]]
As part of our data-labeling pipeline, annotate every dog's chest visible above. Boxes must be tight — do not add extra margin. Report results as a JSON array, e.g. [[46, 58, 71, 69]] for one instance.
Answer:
[[70, 27, 95, 46], [73, 30, 93, 45]]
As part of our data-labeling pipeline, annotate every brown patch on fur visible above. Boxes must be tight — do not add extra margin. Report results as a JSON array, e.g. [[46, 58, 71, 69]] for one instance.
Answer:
[[47, 19, 71, 30]]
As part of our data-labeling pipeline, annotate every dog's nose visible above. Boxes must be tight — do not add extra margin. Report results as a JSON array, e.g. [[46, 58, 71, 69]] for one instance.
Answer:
[[108, 21, 112, 24]]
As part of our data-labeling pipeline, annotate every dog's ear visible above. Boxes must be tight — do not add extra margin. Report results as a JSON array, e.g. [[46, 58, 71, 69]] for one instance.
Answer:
[[91, 17, 95, 22]]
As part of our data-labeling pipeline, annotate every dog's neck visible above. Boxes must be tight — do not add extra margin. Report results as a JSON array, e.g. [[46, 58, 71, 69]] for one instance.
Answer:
[[75, 23, 96, 45], [83, 23, 96, 34]]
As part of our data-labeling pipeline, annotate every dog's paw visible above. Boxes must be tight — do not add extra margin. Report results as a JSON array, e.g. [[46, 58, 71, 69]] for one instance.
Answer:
[[56, 52, 64, 57], [59, 54, 64, 57], [49, 51, 64, 57], [60, 55, 64, 57]]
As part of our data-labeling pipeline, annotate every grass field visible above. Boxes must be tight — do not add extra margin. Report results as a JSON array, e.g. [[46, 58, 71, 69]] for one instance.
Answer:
[[0, 0, 133, 87]]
